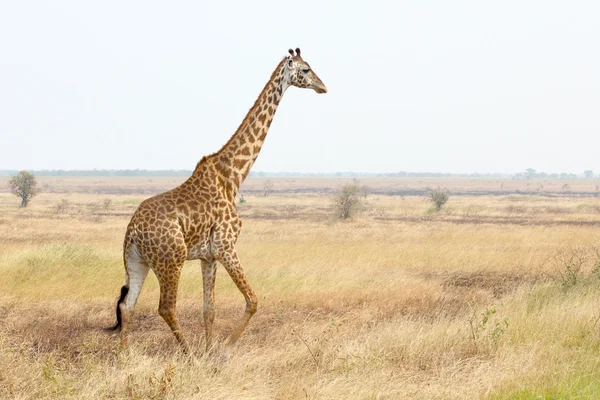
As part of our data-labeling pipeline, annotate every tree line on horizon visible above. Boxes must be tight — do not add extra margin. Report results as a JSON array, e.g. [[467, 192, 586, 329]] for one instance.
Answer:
[[0, 168, 597, 179]]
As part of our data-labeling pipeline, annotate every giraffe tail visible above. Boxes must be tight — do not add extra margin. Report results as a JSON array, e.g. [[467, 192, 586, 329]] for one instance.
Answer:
[[104, 285, 129, 332]]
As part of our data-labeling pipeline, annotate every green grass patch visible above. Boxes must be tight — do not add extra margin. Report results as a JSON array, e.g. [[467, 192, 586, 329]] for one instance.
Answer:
[[0, 242, 123, 300]]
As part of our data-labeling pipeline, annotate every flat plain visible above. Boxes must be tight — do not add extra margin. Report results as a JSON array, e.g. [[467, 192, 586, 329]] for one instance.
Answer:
[[2, 176, 600, 399]]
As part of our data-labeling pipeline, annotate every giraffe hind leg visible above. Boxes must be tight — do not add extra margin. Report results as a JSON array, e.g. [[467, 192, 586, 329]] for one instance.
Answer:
[[201, 259, 217, 352], [114, 243, 150, 347], [156, 261, 190, 353]]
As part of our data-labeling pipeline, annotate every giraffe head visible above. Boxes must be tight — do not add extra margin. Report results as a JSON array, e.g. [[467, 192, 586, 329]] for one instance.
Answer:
[[284, 48, 327, 94]]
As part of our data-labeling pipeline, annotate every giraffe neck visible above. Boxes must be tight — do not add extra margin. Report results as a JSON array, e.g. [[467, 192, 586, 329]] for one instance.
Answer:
[[205, 59, 290, 195]]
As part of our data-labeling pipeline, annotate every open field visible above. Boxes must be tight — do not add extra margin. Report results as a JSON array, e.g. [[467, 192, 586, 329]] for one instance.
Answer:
[[2, 177, 600, 399], [1, 176, 599, 197]]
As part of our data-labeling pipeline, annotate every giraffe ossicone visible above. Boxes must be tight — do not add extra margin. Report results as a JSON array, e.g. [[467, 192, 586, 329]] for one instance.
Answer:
[[106, 48, 327, 353]]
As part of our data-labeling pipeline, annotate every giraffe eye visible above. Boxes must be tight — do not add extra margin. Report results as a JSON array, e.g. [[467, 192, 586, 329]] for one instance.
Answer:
[[302, 68, 310, 73]]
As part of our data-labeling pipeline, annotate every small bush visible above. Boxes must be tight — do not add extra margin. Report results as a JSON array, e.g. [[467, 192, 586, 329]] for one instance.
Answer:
[[102, 198, 112, 212], [55, 199, 70, 214], [549, 247, 600, 290], [332, 184, 363, 220], [87, 203, 100, 215], [468, 303, 508, 352], [263, 180, 274, 197], [428, 189, 449, 211]]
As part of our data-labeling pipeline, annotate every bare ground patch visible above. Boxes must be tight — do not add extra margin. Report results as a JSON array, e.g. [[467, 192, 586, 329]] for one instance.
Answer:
[[441, 271, 543, 297]]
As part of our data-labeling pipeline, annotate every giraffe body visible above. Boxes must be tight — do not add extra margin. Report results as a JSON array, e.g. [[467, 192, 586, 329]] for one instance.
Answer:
[[108, 48, 327, 352]]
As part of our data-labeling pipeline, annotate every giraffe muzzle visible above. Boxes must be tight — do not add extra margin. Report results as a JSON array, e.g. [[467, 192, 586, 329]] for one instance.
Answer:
[[313, 83, 328, 94]]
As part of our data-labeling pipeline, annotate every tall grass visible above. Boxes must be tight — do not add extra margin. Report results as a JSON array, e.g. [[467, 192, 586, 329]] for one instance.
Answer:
[[1, 190, 600, 398]]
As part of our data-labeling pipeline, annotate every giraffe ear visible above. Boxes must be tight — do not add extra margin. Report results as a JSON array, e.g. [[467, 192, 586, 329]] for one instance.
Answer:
[[287, 58, 294, 68]]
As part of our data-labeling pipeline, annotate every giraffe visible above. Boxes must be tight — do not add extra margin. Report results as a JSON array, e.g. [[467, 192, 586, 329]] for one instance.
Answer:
[[106, 48, 327, 353]]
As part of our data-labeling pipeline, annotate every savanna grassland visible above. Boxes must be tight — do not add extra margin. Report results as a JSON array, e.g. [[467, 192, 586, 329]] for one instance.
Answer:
[[2, 176, 600, 399]]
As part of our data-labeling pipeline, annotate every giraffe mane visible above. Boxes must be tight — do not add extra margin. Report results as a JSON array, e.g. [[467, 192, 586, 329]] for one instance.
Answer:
[[195, 57, 288, 172]]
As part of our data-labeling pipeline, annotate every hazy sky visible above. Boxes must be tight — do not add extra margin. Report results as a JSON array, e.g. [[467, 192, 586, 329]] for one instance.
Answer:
[[1, 1, 599, 174]]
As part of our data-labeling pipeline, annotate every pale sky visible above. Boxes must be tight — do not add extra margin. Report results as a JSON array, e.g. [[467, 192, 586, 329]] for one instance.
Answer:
[[1, 1, 599, 174]]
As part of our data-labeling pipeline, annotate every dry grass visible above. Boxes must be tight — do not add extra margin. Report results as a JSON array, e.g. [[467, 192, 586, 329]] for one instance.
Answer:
[[2, 175, 600, 197], [2, 178, 600, 399]]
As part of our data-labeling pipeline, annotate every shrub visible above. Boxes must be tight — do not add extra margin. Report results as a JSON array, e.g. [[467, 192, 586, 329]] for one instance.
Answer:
[[333, 184, 363, 220], [468, 303, 508, 352], [263, 180, 274, 197], [102, 198, 112, 212], [549, 247, 600, 290], [428, 189, 449, 211], [55, 199, 70, 214]]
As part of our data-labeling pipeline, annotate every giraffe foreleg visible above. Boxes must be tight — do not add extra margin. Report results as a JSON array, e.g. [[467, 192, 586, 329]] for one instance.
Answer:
[[217, 249, 258, 347]]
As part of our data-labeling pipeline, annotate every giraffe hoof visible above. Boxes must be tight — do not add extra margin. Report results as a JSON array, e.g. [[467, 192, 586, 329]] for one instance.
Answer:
[[179, 346, 192, 357], [219, 347, 233, 364]]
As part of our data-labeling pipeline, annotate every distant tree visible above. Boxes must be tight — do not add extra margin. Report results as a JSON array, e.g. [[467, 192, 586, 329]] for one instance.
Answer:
[[584, 170, 594, 179], [360, 185, 370, 199], [333, 184, 363, 219], [263, 180, 274, 196], [9, 171, 38, 207], [428, 189, 449, 211], [525, 168, 537, 179]]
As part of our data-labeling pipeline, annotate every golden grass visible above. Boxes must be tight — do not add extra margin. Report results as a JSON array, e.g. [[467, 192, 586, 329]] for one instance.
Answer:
[[2, 181, 600, 399]]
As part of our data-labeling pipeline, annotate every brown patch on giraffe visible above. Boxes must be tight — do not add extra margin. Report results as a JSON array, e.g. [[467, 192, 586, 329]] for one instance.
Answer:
[[220, 168, 231, 179], [225, 181, 234, 195], [233, 159, 247, 170]]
